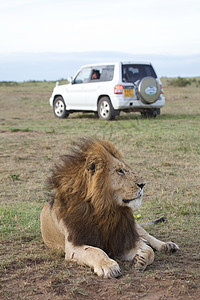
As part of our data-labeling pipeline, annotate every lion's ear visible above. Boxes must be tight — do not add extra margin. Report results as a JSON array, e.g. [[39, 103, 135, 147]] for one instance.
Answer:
[[87, 162, 96, 176]]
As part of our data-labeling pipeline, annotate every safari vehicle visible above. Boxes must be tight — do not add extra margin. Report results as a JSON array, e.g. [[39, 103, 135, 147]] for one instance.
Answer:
[[50, 62, 165, 120]]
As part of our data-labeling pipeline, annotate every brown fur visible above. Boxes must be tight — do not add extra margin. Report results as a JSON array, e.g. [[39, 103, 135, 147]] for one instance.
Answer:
[[48, 138, 139, 257], [41, 138, 179, 278]]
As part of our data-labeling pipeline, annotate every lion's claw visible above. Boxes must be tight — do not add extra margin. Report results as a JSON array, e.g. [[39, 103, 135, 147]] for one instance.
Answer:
[[94, 259, 122, 278], [132, 245, 155, 271], [162, 242, 179, 253], [133, 254, 147, 271]]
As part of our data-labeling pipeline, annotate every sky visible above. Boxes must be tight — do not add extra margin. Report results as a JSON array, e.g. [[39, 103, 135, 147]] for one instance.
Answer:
[[0, 0, 200, 80]]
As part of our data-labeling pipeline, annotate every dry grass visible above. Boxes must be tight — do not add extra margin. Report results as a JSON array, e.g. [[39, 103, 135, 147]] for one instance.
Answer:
[[0, 79, 200, 299]]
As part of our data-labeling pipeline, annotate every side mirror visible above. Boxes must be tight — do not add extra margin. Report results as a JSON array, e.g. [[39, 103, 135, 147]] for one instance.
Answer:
[[67, 76, 73, 84]]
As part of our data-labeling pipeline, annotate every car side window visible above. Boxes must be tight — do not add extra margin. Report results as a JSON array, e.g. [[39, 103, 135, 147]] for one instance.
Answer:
[[74, 68, 91, 84], [101, 66, 114, 81], [90, 66, 114, 82]]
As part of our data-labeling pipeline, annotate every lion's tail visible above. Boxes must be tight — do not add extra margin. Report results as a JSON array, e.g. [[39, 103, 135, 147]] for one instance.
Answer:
[[140, 216, 167, 227]]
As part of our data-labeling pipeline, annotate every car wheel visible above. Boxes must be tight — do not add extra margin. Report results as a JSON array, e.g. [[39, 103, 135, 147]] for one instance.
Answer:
[[53, 97, 69, 119], [141, 109, 158, 118], [137, 77, 161, 104], [97, 97, 115, 120]]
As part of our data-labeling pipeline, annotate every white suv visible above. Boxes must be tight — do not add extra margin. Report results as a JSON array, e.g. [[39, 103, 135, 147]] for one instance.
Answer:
[[50, 62, 165, 120]]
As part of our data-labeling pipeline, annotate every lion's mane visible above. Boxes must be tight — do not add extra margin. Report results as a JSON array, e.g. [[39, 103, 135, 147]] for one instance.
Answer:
[[49, 138, 139, 258]]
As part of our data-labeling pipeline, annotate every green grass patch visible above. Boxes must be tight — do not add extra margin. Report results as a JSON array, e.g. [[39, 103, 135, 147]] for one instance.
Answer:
[[9, 127, 31, 132], [0, 202, 43, 238]]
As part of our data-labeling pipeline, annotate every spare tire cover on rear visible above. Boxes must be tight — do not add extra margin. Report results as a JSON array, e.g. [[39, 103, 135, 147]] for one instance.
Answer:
[[138, 77, 161, 104]]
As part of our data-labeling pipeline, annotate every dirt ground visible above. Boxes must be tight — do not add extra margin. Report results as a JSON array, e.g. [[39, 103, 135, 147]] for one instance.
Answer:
[[1, 235, 199, 300]]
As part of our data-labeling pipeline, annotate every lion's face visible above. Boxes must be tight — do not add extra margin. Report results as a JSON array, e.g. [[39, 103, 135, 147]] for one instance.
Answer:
[[86, 140, 145, 211], [109, 156, 145, 210], [50, 139, 145, 215]]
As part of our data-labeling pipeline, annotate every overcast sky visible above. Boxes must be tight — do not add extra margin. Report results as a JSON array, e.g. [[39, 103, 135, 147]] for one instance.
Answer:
[[0, 0, 200, 80], [1, 0, 200, 55]]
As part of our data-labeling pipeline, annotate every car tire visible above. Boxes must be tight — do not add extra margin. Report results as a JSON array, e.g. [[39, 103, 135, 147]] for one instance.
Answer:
[[53, 97, 69, 119], [97, 97, 115, 120], [138, 77, 161, 104], [141, 109, 158, 118]]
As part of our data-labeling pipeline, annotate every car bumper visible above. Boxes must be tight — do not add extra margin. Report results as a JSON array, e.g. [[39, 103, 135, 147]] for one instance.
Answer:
[[112, 95, 165, 110], [49, 95, 54, 106]]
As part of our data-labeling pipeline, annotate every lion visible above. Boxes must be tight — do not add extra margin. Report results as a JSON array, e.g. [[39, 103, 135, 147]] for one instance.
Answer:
[[40, 138, 179, 278]]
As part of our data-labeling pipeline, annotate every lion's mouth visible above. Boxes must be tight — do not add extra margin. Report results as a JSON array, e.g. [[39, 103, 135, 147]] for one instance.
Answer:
[[123, 196, 141, 204]]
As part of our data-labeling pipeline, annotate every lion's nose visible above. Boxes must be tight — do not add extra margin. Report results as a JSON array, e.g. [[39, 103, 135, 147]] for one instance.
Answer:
[[137, 182, 145, 190]]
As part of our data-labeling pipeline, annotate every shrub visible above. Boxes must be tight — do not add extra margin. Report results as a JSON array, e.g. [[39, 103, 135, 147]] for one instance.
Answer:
[[167, 77, 191, 87]]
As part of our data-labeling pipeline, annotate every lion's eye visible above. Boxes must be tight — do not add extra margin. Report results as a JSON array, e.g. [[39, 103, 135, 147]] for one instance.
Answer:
[[117, 169, 125, 176]]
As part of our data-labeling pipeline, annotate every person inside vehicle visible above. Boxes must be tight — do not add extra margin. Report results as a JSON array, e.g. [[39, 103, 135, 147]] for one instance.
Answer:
[[92, 70, 100, 80]]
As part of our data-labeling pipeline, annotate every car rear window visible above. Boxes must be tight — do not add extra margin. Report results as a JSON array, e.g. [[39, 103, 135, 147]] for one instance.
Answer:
[[122, 64, 157, 83]]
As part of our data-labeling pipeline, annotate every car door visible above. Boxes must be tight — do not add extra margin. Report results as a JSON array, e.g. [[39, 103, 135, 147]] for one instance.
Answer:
[[85, 65, 115, 110], [85, 67, 103, 110], [64, 67, 92, 110]]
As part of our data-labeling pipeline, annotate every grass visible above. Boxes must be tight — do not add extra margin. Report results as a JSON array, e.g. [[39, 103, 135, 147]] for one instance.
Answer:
[[0, 202, 42, 236], [0, 78, 200, 299]]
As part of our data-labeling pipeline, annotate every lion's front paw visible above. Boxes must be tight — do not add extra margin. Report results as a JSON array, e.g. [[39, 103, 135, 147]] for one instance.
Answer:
[[133, 253, 148, 271], [133, 247, 155, 271], [161, 242, 179, 253], [94, 258, 122, 278]]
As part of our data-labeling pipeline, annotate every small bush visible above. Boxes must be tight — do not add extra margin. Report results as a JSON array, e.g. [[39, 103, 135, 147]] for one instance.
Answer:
[[8, 174, 20, 181], [167, 77, 191, 87], [0, 81, 19, 86]]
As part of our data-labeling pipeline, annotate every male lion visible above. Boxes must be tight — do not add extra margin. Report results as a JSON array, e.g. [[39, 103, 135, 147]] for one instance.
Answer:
[[40, 138, 179, 278]]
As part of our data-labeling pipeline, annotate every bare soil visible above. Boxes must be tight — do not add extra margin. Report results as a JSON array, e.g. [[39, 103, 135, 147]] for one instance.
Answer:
[[1, 237, 199, 299], [1, 235, 199, 300]]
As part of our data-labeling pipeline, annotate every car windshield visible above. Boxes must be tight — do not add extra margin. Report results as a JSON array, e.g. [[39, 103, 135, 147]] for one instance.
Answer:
[[122, 64, 157, 83], [74, 67, 91, 84]]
